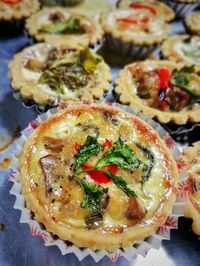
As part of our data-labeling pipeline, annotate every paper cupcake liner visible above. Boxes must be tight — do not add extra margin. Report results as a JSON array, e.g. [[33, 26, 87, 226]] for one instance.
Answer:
[[161, 0, 199, 17], [105, 34, 158, 60], [9, 100, 187, 262]]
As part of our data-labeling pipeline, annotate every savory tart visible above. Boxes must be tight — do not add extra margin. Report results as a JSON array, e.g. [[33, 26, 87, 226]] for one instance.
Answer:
[[9, 43, 111, 107], [183, 141, 200, 235], [18, 102, 179, 250], [100, 9, 169, 58], [118, 0, 175, 22], [115, 60, 200, 124], [185, 11, 200, 36], [160, 0, 200, 17], [25, 7, 103, 50], [161, 35, 200, 69], [0, 0, 39, 21]]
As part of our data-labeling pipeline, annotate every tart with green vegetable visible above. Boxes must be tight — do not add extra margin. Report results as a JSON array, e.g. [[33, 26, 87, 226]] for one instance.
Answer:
[[183, 141, 200, 235], [9, 43, 111, 107], [0, 0, 39, 21], [161, 35, 200, 70], [118, 0, 175, 22], [185, 11, 200, 36], [100, 9, 169, 58], [25, 7, 103, 50], [18, 102, 179, 250], [115, 60, 200, 124], [160, 0, 200, 18]]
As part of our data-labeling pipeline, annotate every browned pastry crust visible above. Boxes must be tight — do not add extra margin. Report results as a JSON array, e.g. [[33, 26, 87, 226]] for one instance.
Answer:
[[185, 11, 200, 36]]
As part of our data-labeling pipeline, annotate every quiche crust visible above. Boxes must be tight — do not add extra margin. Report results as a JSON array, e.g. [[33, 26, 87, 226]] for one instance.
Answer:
[[25, 7, 103, 50], [185, 11, 200, 36], [118, 0, 175, 22], [183, 141, 200, 235], [9, 43, 111, 107], [0, 0, 39, 21], [18, 103, 179, 250], [115, 60, 200, 125], [161, 35, 200, 69]]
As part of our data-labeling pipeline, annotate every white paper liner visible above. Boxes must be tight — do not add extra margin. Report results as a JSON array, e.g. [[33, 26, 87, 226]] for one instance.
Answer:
[[161, 0, 199, 17], [9, 100, 187, 263]]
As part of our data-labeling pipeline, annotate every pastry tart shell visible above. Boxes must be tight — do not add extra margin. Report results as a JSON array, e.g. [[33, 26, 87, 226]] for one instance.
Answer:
[[17, 102, 179, 251], [25, 7, 103, 50], [183, 141, 200, 235], [115, 60, 200, 125], [9, 43, 111, 107], [185, 11, 200, 36]]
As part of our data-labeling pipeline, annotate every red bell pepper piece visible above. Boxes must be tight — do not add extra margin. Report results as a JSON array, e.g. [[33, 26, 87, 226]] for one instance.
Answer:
[[157, 68, 170, 89], [130, 3, 157, 15], [117, 16, 149, 25], [81, 162, 118, 184], [1, 0, 21, 5]]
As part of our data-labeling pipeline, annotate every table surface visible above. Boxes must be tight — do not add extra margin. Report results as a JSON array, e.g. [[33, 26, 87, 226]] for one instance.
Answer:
[[0, 4, 200, 266]]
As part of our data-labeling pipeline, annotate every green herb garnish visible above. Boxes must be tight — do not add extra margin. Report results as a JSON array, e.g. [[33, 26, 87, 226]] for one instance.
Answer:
[[39, 17, 85, 34], [97, 138, 141, 171], [170, 66, 200, 100]]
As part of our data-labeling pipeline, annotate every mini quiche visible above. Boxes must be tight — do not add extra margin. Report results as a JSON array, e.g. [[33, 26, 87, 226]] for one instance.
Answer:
[[183, 141, 200, 235], [115, 60, 200, 124], [117, 0, 175, 22], [9, 43, 111, 107], [101, 9, 169, 58], [160, 0, 200, 17], [18, 102, 179, 250], [0, 0, 39, 21], [185, 11, 200, 36], [161, 35, 200, 69], [25, 7, 103, 50]]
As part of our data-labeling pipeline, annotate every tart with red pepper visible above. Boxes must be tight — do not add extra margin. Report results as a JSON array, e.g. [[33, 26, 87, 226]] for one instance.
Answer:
[[115, 60, 200, 124], [0, 0, 39, 21], [18, 102, 178, 250], [25, 7, 103, 50], [161, 35, 200, 70], [9, 43, 111, 107], [183, 141, 200, 235], [160, 0, 200, 18], [118, 0, 175, 22], [185, 11, 200, 36], [100, 9, 169, 58]]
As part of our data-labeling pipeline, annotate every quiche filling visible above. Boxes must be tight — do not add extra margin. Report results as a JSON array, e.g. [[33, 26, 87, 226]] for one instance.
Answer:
[[128, 64, 200, 112], [24, 48, 102, 98], [21, 105, 177, 235]]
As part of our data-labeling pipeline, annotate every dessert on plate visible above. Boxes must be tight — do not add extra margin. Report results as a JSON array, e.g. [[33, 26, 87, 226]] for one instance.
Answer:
[[26, 7, 103, 49], [18, 102, 179, 250], [183, 141, 200, 235], [100, 9, 169, 58], [117, 0, 175, 22], [161, 35, 200, 69], [115, 60, 200, 124], [0, 0, 39, 21], [185, 11, 200, 36], [9, 43, 111, 107]]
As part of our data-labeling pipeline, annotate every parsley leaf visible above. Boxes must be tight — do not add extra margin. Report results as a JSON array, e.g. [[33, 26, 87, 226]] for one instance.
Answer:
[[97, 138, 141, 171], [103, 170, 136, 198], [75, 136, 102, 171]]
